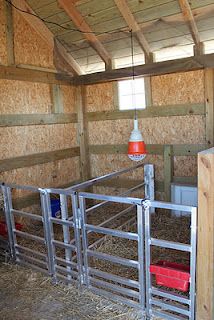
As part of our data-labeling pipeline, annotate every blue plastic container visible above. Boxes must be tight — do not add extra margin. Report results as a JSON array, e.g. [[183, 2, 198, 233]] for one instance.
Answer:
[[50, 198, 61, 218]]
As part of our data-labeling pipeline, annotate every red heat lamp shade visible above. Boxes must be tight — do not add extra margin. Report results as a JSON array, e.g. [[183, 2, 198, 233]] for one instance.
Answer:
[[150, 260, 190, 292], [128, 119, 147, 161]]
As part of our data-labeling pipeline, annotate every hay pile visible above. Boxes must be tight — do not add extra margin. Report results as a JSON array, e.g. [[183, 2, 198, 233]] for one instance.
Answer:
[[0, 263, 147, 320]]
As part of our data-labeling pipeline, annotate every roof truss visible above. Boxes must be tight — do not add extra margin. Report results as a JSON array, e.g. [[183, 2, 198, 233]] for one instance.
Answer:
[[58, 0, 112, 70], [178, 0, 204, 55], [114, 0, 153, 62]]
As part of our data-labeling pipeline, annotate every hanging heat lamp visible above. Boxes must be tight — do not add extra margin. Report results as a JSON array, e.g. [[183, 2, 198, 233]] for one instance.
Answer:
[[128, 30, 148, 162]]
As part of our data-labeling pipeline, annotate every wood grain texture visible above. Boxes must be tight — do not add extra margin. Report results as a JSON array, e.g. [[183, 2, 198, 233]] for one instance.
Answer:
[[205, 68, 214, 146], [197, 147, 214, 320], [86, 103, 205, 121], [0, 113, 77, 127], [58, 0, 112, 68], [71, 53, 214, 85], [0, 65, 71, 85], [13, 0, 82, 74], [114, 0, 151, 59], [0, 147, 80, 172], [76, 86, 91, 180], [4, 0, 15, 65], [164, 145, 173, 201]]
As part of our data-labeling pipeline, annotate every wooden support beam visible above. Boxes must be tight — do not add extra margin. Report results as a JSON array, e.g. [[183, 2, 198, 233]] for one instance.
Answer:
[[4, 0, 15, 65], [205, 69, 214, 147], [50, 84, 64, 113], [71, 53, 214, 85], [89, 144, 207, 156], [164, 145, 173, 201], [197, 147, 214, 320], [58, 0, 112, 69], [114, 0, 152, 61], [178, 0, 204, 55], [86, 103, 205, 121], [76, 86, 91, 180], [0, 148, 80, 172], [0, 64, 71, 84], [11, 0, 83, 75], [0, 113, 77, 127], [2, 54, 214, 85]]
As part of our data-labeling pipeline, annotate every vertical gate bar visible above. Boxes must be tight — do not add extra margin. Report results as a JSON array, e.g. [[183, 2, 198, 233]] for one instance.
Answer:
[[144, 202, 152, 319], [71, 192, 83, 285], [144, 164, 154, 201], [79, 195, 89, 287], [1, 185, 16, 260], [40, 191, 56, 281], [137, 204, 146, 312], [144, 164, 155, 214], [189, 207, 197, 320], [60, 194, 72, 281]]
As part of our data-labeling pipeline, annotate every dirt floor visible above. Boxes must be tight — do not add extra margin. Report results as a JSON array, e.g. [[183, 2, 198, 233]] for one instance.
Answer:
[[0, 263, 147, 320]]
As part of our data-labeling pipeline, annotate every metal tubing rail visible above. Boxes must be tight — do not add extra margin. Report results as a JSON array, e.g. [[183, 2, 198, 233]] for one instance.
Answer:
[[79, 192, 143, 205], [45, 163, 145, 195], [86, 181, 145, 214]]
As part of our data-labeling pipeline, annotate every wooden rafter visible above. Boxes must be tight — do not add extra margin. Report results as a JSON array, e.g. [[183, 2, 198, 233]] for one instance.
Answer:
[[12, 0, 83, 75], [114, 0, 153, 62], [178, 0, 204, 55], [58, 0, 112, 69]]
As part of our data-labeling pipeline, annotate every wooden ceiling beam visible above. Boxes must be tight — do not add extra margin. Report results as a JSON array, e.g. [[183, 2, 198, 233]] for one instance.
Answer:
[[66, 52, 214, 86], [11, 0, 83, 75], [58, 0, 112, 69], [178, 0, 204, 55], [114, 0, 153, 62]]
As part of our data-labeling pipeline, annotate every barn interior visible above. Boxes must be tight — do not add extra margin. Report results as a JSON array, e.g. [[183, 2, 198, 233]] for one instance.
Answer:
[[0, 0, 214, 319]]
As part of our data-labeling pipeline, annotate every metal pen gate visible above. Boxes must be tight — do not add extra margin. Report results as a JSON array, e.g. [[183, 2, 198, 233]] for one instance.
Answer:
[[1, 163, 197, 320]]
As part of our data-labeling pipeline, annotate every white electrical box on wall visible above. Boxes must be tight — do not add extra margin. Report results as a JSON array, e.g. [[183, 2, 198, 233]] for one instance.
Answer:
[[171, 184, 198, 217]]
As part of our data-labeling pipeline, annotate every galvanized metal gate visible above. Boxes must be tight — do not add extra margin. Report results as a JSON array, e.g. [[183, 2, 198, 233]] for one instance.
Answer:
[[1, 163, 197, 320]]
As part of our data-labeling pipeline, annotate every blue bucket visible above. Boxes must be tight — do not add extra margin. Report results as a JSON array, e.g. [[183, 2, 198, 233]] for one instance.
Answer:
[[50, 199, 61, 218]]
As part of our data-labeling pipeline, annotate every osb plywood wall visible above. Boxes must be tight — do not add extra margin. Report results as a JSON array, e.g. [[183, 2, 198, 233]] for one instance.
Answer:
[[87, 70, 206, 183], [0, 4, 79, 194], [13, 10, 54, 68]]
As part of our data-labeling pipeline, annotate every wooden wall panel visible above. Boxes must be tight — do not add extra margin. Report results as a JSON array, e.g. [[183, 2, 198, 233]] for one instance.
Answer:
[[0, 123, 78, 160], [88, 116, 205, 145], [86, 82, 115, 112], [0, 157, 80, 197], [152, 70, 205, 105], [0, 0, 7, 65], [0, 79, 52, 114], [13, 10, 54, 68], [90, 154, 164, 181], [61, 85, 76, 113], [174, 156, 198, 177]]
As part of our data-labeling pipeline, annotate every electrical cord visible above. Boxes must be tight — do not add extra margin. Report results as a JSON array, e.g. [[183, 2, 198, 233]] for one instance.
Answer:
[[5, 0, 130, 37]]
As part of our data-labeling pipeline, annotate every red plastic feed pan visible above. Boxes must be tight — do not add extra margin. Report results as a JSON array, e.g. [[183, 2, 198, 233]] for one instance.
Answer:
[[150, 260, 190, 292], [0, 221, 23, 238]]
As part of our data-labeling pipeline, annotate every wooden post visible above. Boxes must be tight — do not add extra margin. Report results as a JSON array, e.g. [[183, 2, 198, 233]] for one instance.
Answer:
[[4, 0, 15, 65], [196, 147, 214, 319], [164, 145, 173, 201], [205, 69, 214, 147], [76, 85, 91, 181], [50, 84, 64, 113], [144, 53, 154, 107]]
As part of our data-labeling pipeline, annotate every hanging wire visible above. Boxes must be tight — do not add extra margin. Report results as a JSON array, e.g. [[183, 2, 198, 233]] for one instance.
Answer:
[[4, 0, 129, 38], [130, 30, 137, 121]]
